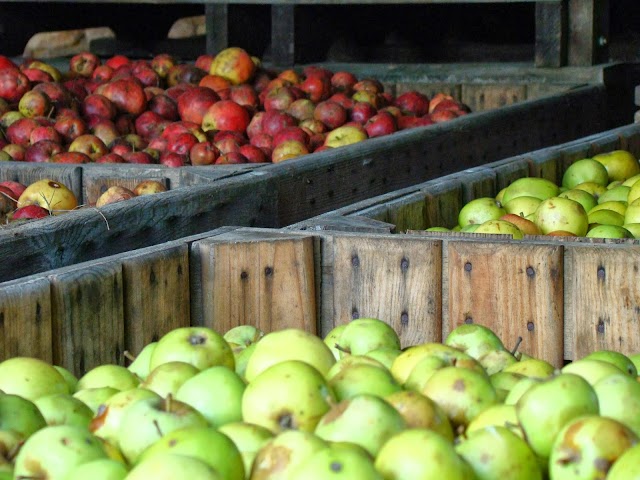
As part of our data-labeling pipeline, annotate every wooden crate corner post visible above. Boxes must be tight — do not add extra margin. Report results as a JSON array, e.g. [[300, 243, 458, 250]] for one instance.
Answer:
[[322, 233, 443, 348], [196, 230, 317, 336], [446, 239, 564, 367]]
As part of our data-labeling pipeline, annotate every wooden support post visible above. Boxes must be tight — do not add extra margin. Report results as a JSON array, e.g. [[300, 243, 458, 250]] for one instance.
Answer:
[[205, 3, 229, 55], [271, 5, 295, 67], [568, 0, 609, 66], [535, 1, 566, 67]]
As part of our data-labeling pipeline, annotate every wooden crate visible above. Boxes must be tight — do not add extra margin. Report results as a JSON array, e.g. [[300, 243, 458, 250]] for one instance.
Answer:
[[3, 222, 640, 377], [0, 84, 615, 283]]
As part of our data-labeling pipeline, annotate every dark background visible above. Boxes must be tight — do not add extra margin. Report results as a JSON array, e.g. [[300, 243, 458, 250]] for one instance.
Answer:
[[0, 1, 638, 63]]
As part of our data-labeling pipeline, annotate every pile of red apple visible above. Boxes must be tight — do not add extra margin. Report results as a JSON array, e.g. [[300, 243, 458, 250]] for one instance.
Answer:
[[0, 47, 470, 167]]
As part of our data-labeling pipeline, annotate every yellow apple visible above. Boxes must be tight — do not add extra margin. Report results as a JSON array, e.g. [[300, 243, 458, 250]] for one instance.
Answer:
[[474, 219, 524, 239], [324, 124, 368, 148], [592, 150, 640, 182], [17, 179, 78, 214]]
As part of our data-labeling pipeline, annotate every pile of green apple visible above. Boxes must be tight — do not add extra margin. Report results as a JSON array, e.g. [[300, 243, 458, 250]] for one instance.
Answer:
[[427, 149, 640, 239], [1, 318, 640, 479]]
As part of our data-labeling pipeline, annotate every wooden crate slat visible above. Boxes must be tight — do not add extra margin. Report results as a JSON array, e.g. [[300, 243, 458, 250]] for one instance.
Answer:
[[564, 244, 640, 360], [446, 240, 564, 367], [534, 1, 566, 67], [528, 148, 565, 185], [458, 167, 497, 203], [49, 263, 125, 375], [198, 231, 317, 335], [491, 156, 533, 191], [0, 278, 52, 363], [121, 244, 191, 357], [0, 164, 83, 206], [326, 234, 442, 348], [586, 132, 624, 157], [422, 177, 464, 229], [460, 84, 527, 112]]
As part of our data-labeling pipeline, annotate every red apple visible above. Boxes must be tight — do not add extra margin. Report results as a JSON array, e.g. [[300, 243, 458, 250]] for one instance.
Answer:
[[115, 114, 136, 135], [238, 144, 268, 163], [24, 139, 63, 162], [0, 56, 17, 70], [144, 86, 164, 100], [165, 84, 192, 102], [29, 126, 62, 145], [0, 68, 30, 103], [328, 92, 354, 111], [91, 119, 120, 147], [22, 68, 53, 84], [54, 114, 87, 143], [229, 84, 259, 113], [249, 133, 273, 157], [96, 152, 126, 163], [262, 86, 297, 111], [148, 94, 179, 121], [18, 90, 51, 118], [415, 115, 436, 127], [299, 118, 327, 135], [303, 66, 333, 81], [82, 94, 117, 120], [159, 151, 186, 167], [2, 143, 25, 161], [33, 82, 72, 111], [150, 53, 175, 79], [261, 110, 297, 137], [330, 71, 358, 94], [314, 100, 347, 130], [309, 132, 327, 151], [286, 98, 316, 122], [195, 54, 215, 72], [364, 111, 397, 138], [50, 151, 91, 163], [132, 65, 161, 88], [69, 52, 101, 78], [429, 110, 459, 123], [215, 151, 247, 164], [135, 111, 166, 139], [214, 136, 243, 155], [199, 74, 232, 98], [201, 100, 250, 133], [246, 111, 265, 138], [69, 133, 109, 160], [189, 141, 219, 166], [96, 78, 147, 116], [10, 204, 49, 220], [394, 91, 430, 117], [0, 181, 27, 199], [299, 75, 331, 103], [92, 65, 114, 83], [354, 78, 383, 94], [351, 90, 381, 108], [177, 87, 220, 125], [349, 101, 377, 124], [105, 55, 130, 70], [123, 151, 155, 164], [167, 132, 198, 156], [167, 65, 206, 87], [6, 118, 39, 146], [272, 126, 309, 148]]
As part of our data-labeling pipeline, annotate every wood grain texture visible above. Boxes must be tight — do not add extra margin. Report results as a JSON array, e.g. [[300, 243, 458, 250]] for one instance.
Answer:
[[0, 164, 83, 205], [535, 1, 566, 67], [198, 230, 317, 335], [49, 262, 125, 376], [121, 244, 191, 357], [446, 240, 564, 366], [564, 244, 640, 360], [0, 277, 52, 362], [458, 167, 497, 203], [568, 0, 609, 67], [326, 234, 442, 347], [461, 84, 527, 112]]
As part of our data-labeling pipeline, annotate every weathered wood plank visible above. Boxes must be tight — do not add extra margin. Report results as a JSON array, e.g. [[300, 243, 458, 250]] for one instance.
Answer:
[[204, 4, 229, 54], [564, 244, 640, 360], [198, 230, 317, 335], [325, 234, 442, 347], [0, 277, 52, 362], [446, 240, 564, 367], [49, 262, 125, 375], [535, 1, 566, 67], [461, 84, 527, 112], [0, 164, 83, 206], [121, 244, 191, 357], [568, 0, 609, 67], [271, 5, 296, 66]]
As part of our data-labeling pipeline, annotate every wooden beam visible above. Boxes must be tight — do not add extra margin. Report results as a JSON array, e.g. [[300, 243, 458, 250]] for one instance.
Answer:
[[271, 5, 295, 66], [568, 0, 609, 66], [205, 3, 229, 55], [535, 1, 566, 67]]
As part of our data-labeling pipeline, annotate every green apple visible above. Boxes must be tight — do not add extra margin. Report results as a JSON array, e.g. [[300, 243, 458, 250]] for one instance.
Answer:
[[0, 429, 21, 468], [549, 415, 638, 480], [457, 425, 542, 480], [503, 376, 543, 405], [625, 198, 640, 224], [218, 421, 274, 476], [558, 188, 598, 213], [460, 223, 480, 232], [444, 323, 506, 360], [291, 441, 382, 479], [630, 353, 640, 373], [244, 328, 336, 382], [234, 342, 257, 381], [326, 355, 387, 381], [335, 317, 401, 357], [516, 373, 599, 460], [149, 327, 234, 372], [594, 373, 640, 437], [250, 430, 328, 479], [89, 388, 160, 445], [375, 428, 474, 480], [77, 364, 140, 392], [574, 181, 608, 200], [588, 209, 625, 227], [34, 393, 94, 428], [503, 358, 556, 378], [324, 124, 367, 148], [465, 403, 523, 437], [13, 425, 108, 479], [242, 360, 336, 433], [598, 185, 631, 204], [223, 324, 264, 355], [587, 224, 633, 239], [623, 223, 640, 238], [628, 180, 640, 204], [496, 186, 508, 204], [384, 390, 454, 441], [127, 342, 157, 381], [390, 343, 476, 385], [503, 195, 542, 218], [421, 366, 498, 429], [590, 200, 627, 215], [126, 453, 221, 480], [403, 355, 448, 391], [0, 357, 69, 401], [501, 177, 560, 204], [562, 158, 609, 190], [478, 349, 518, 376], [175, 365, 245, 427], [425, 226, 450, 232], [0, 393, 47, 440], [606, 443, 640, 479], [561, 358, 624, 385], [138, 425, 244, 480], [490, 371, 526, 402], [623, 173, 640, 187], [534, 196, 589, 236], [585, 350, 637, 375], [140, 361, 200, 397], [117, 395, 208, 464], [593, 150, 640, 182], [474, 219, 524, 239], [328, 362, 401, 401], [73, 387, 119, 414], [54, 365, 79, 393], [323, 324, 348, 360], [364, 347, 402, 369], [314, 394, 405, 457], [458, 197, 506, 227], [65, 458, 128, 480]]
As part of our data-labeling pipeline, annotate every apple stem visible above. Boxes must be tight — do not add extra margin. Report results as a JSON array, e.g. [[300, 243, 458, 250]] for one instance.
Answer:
[[511, 336, 523, 357], [7, 440, 24, 462], [334, 343, 351, 354], [165, 393, 173, 412], [153, 419, 163, 438], [123, 350, 137, 364]]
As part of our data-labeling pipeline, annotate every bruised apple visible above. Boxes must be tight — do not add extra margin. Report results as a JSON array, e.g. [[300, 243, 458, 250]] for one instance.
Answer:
[[17, 179, 78, 214]]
